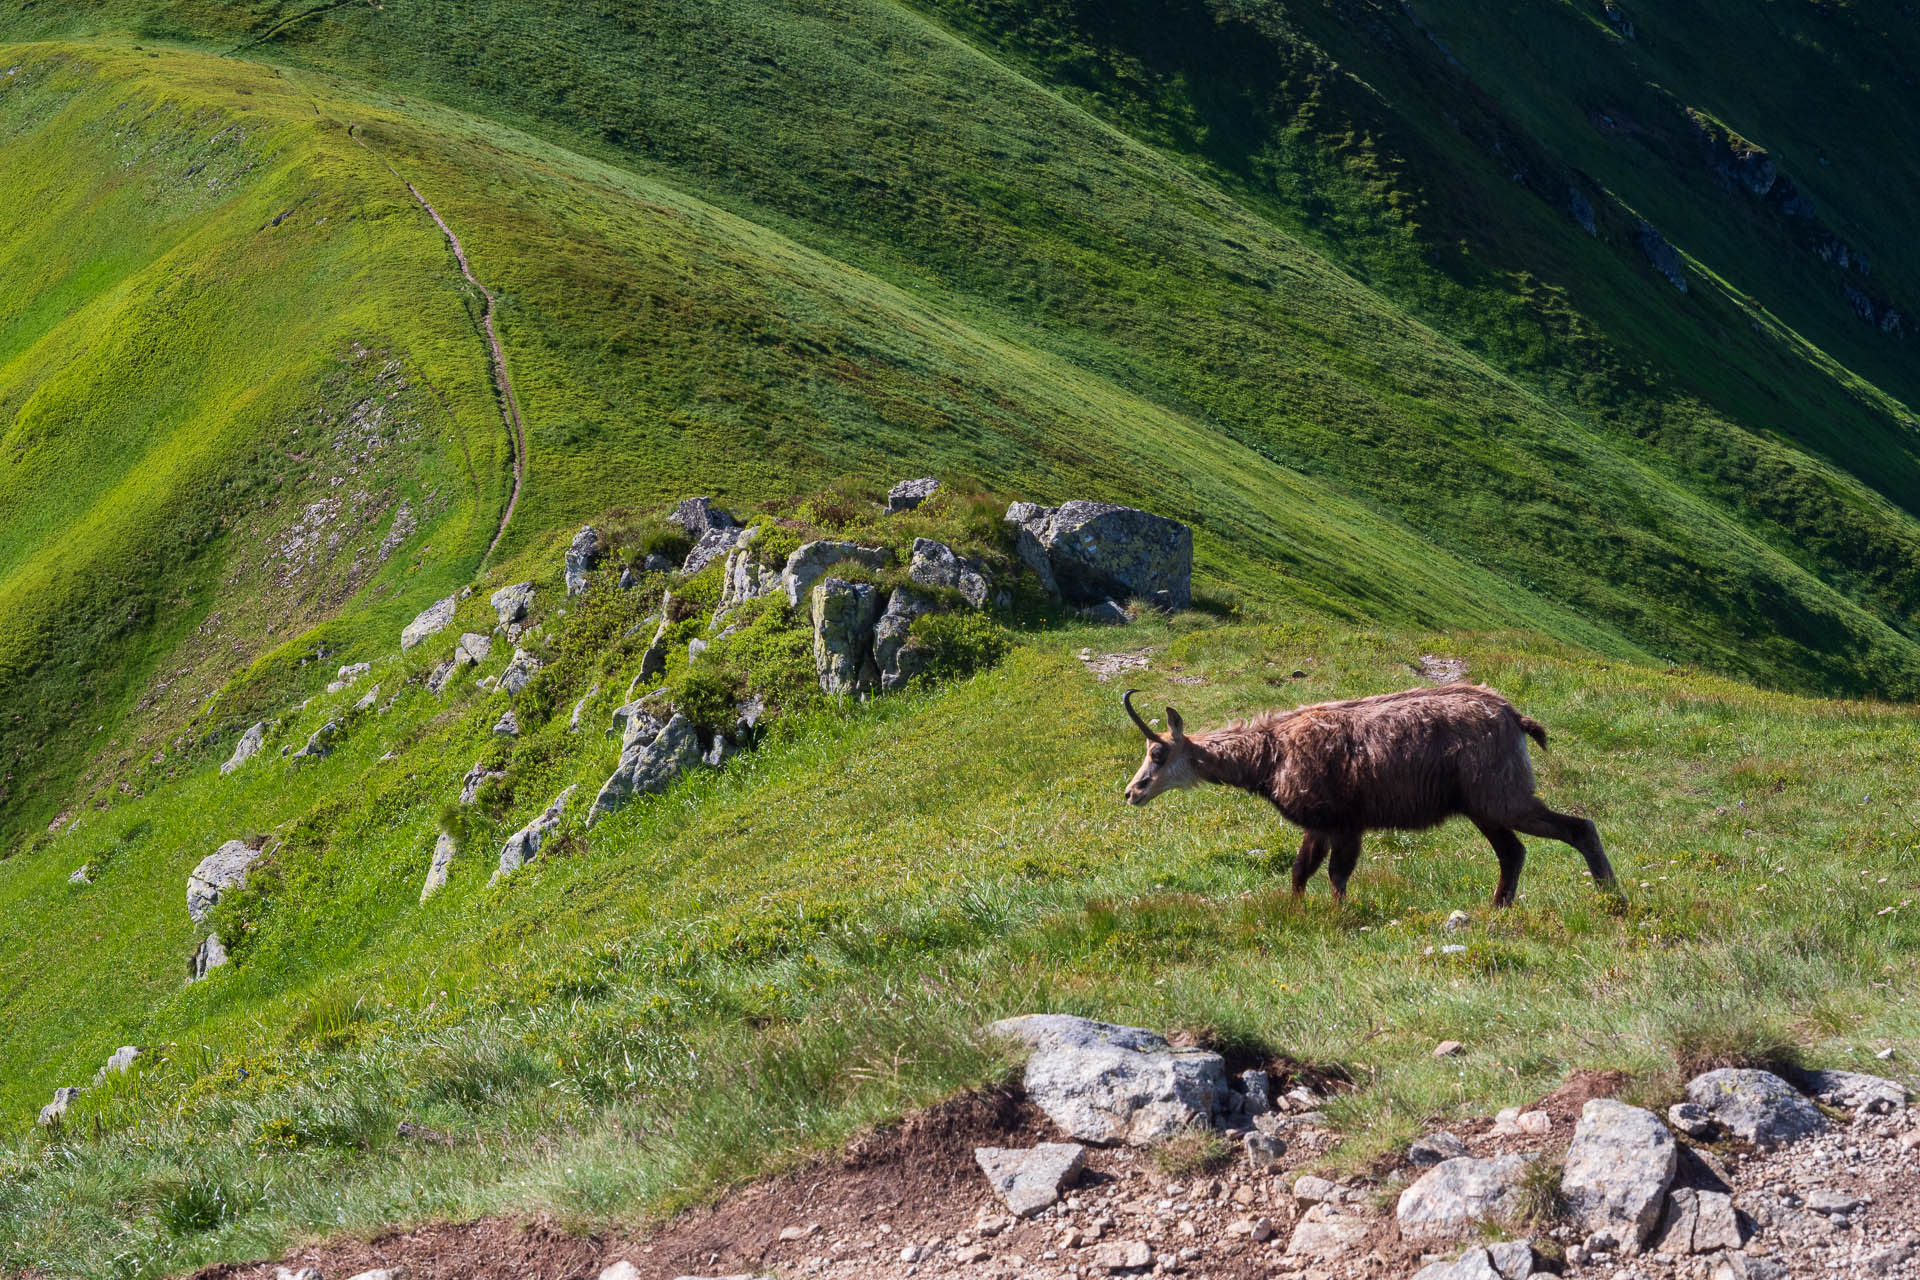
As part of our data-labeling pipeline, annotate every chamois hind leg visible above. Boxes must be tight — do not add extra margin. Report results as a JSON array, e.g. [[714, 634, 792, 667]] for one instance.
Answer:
[[1511, 800, 1616, 889], [1472, 819, 1527, 908], [1291, 830, 1331, 896], [1326, 830, 1364, 905]]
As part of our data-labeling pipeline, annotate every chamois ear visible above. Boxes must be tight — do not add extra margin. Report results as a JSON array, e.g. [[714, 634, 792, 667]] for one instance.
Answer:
[[1164, 705, 1186, 741]]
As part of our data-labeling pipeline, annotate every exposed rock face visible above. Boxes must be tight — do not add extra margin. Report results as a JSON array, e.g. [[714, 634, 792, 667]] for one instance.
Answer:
[[588, 713, 702, 827], [426, 660, 457, 695], [458, 761, 505, 805], [94, 1046, 139, 1084], [1395, 1154, 1532, 1243], [781, 540, 891, 608], [609, 697, 669, 745], [401, 595, 459, 649], [498, 648, 545, 695], [811, 578, 882, 696], [668, 496, 739, 540], [872, 588, 937, 695], [492, 786, 576, 882], [974, 1142, 1086, 1216], [1005, 503, 1062, 597], [638, 604, 672, 682], [989, 1014, 1233, 1146], [1411, 1246, 1508, 1280], [420, 832, 456, 902], [1561, 1098, 1676, 1251], [1637, 221, 1689, 292], [1685, 1068, 1826, 1149], [1004, 500, 1192, 609], [38, 1087, 80, 1127], [1799, 1068, 1908, 1115], [455, 632, 493, 665], [713, 527, 780, 621], [565, 526, 604, 595], [291, 720, 340, 759], [221, 722, 266, 775], [492, 709, 519, 737], [1653, 1187, 1744, 1255], [684, 524, 747, 576], [491, 582, 535, 627], [352, 683, 381, 712], [188, 932, 228, 982], [887, 476, 940, 513], [909, 537, 992, 608], [188, 840, 262, 923]]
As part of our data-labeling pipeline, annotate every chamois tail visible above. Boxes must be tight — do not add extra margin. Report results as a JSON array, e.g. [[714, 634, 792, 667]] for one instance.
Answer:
[[1518, 714, 1549, 748]]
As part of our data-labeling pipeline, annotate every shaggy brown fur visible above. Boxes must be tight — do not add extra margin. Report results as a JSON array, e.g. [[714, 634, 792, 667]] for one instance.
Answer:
[[1123, 683, 1615, 906]]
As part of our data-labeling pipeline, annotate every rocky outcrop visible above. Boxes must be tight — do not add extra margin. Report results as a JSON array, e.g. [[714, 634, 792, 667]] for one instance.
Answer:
[[401, 595, 458, 650], [909, 537, 992, 608], [37, 1087, 80, 1127], [491, 582, 535, 627], [887, 477, 940, 513], [974, 1142, 1085, 1217], [492, 709, 519, 737], [221, 722, 266, 776], [669, 496, 738, 539], [713, 526, 780, 621], [498, 648, 544, 695], [873, 588, 936, 692], [291, 720, 340, 759], [1395, 1154, 1532, 1243], [326, 662, 370, 693], [1561, 1098, 1675, 1251], [989, 1014, 1233, 1146], [352, 683, 381, 712], [1004, 500, 1192, 609], [420, 832, 456, 901], [456, 632, 492, 666], [812, 578, 882, 696], [492, 786, 576, 882], [1637, 221, 1688, 292], [781, 540, 891, 608], [1797, 1068, 1908, 1115], [1685, 1068, 1826, 1149], [93, 1046, 140, 1084], [588, 713, 702, 827], [188, 932, 228, 982], [188, 840, 262, 923], [458, 761, 505, 805], [565, 526, 604, 595]]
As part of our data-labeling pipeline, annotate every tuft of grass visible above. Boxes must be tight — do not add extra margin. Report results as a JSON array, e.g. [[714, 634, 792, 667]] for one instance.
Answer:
[[1150, 1126, 1235, 1179], [1510, 1157, 1569, 1232]]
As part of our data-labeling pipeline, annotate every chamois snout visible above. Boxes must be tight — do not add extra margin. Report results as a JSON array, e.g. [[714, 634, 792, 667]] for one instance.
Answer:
[[1122, 689, 1197, 805]]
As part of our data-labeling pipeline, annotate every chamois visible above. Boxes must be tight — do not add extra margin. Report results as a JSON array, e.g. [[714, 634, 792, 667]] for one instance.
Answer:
[[1122, 684, 1615, 907]]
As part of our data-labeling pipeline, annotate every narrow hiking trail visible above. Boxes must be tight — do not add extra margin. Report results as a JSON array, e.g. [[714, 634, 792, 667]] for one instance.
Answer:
[[350, 126, 526, 561]]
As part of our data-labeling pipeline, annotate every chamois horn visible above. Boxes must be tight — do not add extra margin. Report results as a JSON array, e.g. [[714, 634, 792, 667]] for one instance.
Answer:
[[1122, 689, 1163, 743]]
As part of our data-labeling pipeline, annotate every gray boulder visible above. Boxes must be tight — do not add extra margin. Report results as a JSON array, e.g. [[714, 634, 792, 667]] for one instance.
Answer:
[[1410, 1131, 1471, 1166], [565, 526, 604, 595], [93, 1046, 140, 1084], [873, 588, 936, 693], [492, 786, 576, 882], [68, 865, 91, 885], [780, 540, 891, 608], [568, 684, 599, 732], [220, 722, 266, 775], [401, 595, 458, 650], [291, 720, 340, 759], [492, 709, 519, 737], [683, 524, 747, 576], [974, 1142, 1086, 1216], [1653, 1187, 1744, 1255], [812, 578, 882, 696], [458, 761, 505, 805], [1395, 1154, 1532, 1243], [188, 932, 228, 982], [609, 697, 669, 745], [38, 1087, 80, 1127], [588, 713, 702, 827], [1004, 500, 1191, 610], [498, 648, 544, 695], [713, 527, 780, 622], [988, 1014, 1233, 1146], [887, 476, 940, 513], [1561, 1098, 1675, 1251], [420, 832, 456, 902], [1684, 1068, 1826, 1149], [352, 683, 381, 712], [1411, 1247, 1504, 1280], [1284, 1203, 1372, 1260], [455, 632, 493, 665], [426, 659, 457, 695], [1798, 1068, 1907, 1115], [1668, 1101, 1714, 1138], [491, 582, 535, 627], [667, 496, 738, 540], [908, 537, 991, 608], [188, 840, 262, 923], [638, 604, 672, 682], [1637, 221, 1688, 292], [1486, 1239, 1536, 1280], [1005, 502, 1061, 598]]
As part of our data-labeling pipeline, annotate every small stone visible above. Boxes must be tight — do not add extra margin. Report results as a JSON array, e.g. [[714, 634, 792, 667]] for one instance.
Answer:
[[598, 1264, 642, 1280], [1516, 1110, 1552, 1135], [778, 1226, 808, 1242], [1443, 910, 1471, 932], [1433, 1040, 1465, 1058], [975, 1143, 1087, 1217], [1293, 1175, 1340, 1202], [1244, 1131, 1286, 1168], [492, 709, 519, 737], [94, 1045, 139, 1083], [1669, 1101, 1715, 1138], [1091, 1239, 1152, 1272], [954, 1243, 991, 1264], [1410, 1132, 1470, 1166], [1804, 1188, 1866, 1215]]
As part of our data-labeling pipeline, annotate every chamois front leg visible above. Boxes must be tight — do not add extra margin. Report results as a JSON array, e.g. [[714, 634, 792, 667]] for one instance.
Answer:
[[1326, 829, 1363, 904], [1291, 829, 1330, 895]]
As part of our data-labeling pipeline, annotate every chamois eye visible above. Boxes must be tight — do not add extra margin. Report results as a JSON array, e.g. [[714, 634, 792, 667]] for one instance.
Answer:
[[1150, 747, 1165, 763]]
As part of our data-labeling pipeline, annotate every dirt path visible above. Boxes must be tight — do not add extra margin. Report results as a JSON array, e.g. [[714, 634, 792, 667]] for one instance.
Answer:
[[350, 126, 526, 561]]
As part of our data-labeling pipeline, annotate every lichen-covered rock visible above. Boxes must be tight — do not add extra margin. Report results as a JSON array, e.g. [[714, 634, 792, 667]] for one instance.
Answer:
[[1396, 1154, 1532, 1243], [420, 832, 456, 902], [188, 840, 262, 923], [887, 476, 940, 513], [781, 540, 891, 607], [908, 537, 992, 608], [221, 722, 266, 776], [1004, 500, 1191, 609], [498, 648, 544, 695], [188, 932, 228, 982], [668, 496, 738, 539], [989, 1014, 1232, 1146], [587, 713, 702, 827], [291, 720, 340, 759], [713, 526, 780, 622], [683, 524, 747, 575], [1561, 1098, 1675, 1251], [974, 1142, 1086, 1217], [873, 588, 936, 693], [492, 786, 576, 881], [455, 632, 492, 666], [401, 595, 459, 650], [491, 582, 535, 627], [1685, 1068, 1826, 1149], [564, 526, 604, 595], [812, 577, 882, 696]]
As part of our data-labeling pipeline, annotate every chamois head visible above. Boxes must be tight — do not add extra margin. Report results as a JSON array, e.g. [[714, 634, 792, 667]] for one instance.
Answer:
[[1122, 689, 1200, 805]]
